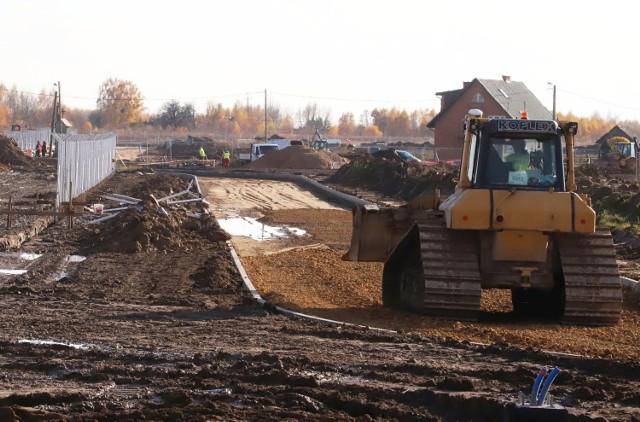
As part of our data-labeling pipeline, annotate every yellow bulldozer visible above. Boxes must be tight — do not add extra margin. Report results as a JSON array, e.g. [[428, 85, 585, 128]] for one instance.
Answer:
[[344, 110, 622, 325]]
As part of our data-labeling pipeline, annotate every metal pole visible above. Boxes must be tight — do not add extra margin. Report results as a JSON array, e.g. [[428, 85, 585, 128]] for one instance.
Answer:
[[547, 82, 556, 120], [58, 81, 62, 122], [552, 85, 557, 121], [50, 91, 57, 156], [68, 181, 73, 229]]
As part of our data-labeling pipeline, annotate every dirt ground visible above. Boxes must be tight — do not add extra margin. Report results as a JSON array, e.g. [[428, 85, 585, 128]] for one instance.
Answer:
[[1, 138, 639, 420], [203, 178, 640, 359]]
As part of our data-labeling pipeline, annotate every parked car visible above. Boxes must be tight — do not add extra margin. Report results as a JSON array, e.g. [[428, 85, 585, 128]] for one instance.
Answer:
[[395, 149, 456, 167], [395, 150, 424, 164]]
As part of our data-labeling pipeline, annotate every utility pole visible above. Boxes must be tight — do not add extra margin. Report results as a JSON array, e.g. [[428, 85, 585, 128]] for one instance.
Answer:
[[264, 89, 267, 143], [49, 91, 58, 158], [50, 81, 62, 158], [547, 82, 556, 120]]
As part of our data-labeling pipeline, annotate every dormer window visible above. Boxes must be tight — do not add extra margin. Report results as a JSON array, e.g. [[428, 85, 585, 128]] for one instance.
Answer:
[[471, 93, 484, 103]]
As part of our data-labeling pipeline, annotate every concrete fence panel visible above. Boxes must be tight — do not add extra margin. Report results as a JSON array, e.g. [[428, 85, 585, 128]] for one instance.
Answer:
[[56, 133, 117, 206]]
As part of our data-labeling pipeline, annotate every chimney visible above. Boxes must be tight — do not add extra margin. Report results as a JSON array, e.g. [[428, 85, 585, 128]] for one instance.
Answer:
[[502, 75, 511, 83]]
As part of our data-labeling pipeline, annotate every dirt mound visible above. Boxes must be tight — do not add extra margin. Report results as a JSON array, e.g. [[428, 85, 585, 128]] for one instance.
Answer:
[[574, 164, 640, 206], [328, 151, 458, 200], [329, 157, 640, 228], [0, 134, 32, 167], [87, 202, 229, 253], [249, 145, 347, 169], [84, 173, 230, 253], [126, 172, 190, 199], [574, 165, 640, 254]]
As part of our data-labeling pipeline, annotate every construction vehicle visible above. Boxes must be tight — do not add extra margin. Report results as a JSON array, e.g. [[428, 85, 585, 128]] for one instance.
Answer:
[[311, 128, 328, 151], [344, 109, 622, 325], [238, 143, 279, 162], [598, 136, 638, 169], [310, 128, 341, 151]]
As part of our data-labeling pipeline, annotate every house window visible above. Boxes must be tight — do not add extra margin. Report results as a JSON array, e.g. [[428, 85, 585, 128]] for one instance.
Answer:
[[471, 93, 484, 103]]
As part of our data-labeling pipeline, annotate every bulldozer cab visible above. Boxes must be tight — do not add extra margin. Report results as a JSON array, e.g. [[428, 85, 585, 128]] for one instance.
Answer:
[[466, 119, 565, 192]]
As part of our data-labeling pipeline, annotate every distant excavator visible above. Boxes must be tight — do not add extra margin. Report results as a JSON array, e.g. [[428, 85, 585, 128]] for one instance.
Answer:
[[311, 128, 329, 151], [344, 110, 622, 326]]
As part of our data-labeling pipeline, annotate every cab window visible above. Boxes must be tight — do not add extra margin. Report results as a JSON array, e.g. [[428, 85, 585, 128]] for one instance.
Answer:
[[474, 136, 561, 190]]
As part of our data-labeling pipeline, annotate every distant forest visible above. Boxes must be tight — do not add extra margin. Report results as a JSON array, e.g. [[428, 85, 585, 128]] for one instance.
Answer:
[[2, 79, 637, 145]]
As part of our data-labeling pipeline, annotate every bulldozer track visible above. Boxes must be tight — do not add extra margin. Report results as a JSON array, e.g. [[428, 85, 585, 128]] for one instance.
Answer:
[[418, 219, 482, 319], [384, 217, 482, 320], [557, 227, 623, 325]]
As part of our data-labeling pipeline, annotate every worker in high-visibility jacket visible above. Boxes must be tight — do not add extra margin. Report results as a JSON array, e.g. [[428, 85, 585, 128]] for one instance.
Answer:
[[222, 150, 230, 167], [199, 146, 206, 160]]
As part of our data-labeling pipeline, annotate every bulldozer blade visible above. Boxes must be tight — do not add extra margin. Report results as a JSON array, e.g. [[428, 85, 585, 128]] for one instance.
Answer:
[[342, 204, 414, 262], [342, 195, 441, 262]]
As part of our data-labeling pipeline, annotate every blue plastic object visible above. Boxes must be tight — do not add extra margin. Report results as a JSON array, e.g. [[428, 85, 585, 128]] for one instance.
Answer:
[[530, 366, 548, 405], [536, 366, 560, 406]]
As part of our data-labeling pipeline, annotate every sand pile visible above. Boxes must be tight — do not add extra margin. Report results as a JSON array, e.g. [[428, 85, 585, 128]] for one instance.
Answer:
[[249, 145, 348, 169], [0, 135, 32, 168]]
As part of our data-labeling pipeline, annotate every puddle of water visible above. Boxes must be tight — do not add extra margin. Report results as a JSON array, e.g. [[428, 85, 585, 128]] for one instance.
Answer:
[[218, 217, 307, 241], [17, 339, 90, 350], [0, 269, 28, 275], [19, 253, 42, 261], [66, 255, 87, 262]]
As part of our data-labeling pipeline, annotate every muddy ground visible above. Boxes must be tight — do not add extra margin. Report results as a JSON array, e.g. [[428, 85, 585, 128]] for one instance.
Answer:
[[0, 145, 639, 420]]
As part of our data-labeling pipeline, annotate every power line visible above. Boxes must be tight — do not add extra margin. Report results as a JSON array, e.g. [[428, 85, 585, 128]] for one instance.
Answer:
[[557, 88, 640, 112], [74, 90, 266, 102], [0, 86, 265, 102], [270, 90, 440, 103]]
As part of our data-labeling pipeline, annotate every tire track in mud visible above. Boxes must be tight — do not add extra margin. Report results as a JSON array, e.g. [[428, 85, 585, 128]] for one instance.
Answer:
[[2, 317, 638, 421]]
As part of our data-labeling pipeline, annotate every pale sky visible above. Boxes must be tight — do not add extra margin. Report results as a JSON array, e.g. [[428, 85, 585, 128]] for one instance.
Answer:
[[2, 0, 639, 124]]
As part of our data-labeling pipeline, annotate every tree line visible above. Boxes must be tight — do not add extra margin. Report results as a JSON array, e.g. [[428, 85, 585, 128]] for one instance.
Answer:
[[1, 79, 637, 144]]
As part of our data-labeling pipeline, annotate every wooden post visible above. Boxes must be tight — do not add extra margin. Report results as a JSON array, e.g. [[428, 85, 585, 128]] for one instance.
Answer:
[[7, 195, 12, 228], [68, 182, 73, 229]]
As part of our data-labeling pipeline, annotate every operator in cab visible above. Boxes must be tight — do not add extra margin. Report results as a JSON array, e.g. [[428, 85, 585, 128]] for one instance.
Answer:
[[506, 139, 530, 171]]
